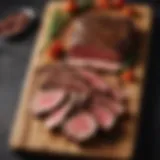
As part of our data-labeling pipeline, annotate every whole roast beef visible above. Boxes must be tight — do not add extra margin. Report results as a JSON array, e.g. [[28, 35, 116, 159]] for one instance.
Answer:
[[64, 11, 138, 63]]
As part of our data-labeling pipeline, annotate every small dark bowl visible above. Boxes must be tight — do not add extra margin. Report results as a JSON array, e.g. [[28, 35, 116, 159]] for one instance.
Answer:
[[0, 7, 38, 41]]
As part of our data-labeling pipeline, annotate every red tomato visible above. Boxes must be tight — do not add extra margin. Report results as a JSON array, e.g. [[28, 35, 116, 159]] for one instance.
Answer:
[[121, 69, 134, 82], [112, 0, 124, 8], [95, 0, 109, 9], [121, 6, 135, 17], [47, 40, 63, 59], [51, 40, 63, 53], [64, 0, 77, 13]]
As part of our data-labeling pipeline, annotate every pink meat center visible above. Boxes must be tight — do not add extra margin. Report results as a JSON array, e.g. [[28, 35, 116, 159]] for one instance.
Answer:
[[36, 91, 64, 109], [93, 106, 112, 126], [70, 45, 121, 62], [70, 116, 90, 133], [48, 108, 66, 126], [40, 95, 54, 106]]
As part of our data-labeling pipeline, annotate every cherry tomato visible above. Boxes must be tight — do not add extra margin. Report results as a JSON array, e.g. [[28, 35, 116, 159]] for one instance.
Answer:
[[121, 6, 135, 17], [121, 69, 134, 82], [64, 0, 77, 13], [47, 40, 63, 59], [112, 0, 124, 8], [95, 0, 109, 9]]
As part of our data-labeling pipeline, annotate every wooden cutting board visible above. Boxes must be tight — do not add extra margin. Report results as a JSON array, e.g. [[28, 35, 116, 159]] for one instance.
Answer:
[[9, 1, 153, 159]]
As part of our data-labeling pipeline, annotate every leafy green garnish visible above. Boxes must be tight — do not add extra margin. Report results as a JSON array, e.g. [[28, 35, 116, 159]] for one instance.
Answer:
[[48, 9, 70, 39], [41, 9, 70, 54]]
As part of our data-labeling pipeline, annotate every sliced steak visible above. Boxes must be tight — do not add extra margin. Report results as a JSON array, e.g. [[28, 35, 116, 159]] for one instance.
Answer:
[[65, 78, 90, 93], [91, 105, 115, 130], [69, 45, 121, 62], [109, 88, 128, 101], [36, 63, 67, 79], [76, 92, 89, 107], [63, 112, 97, 142], [36, 64, 74, 89], [66, 57, 121, 72], [77, 69, 109, 92], [31, 89, 67, 116], [93, 94, 124, 116], [108, 100, 124, 116], [45, 93, 78, 129], [46, 73, 90, 93], [38, 65, 91, 93]]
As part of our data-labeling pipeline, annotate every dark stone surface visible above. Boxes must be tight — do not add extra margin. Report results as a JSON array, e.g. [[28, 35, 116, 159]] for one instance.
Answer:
[[0, 1, 47, 160], [0, 0, 159, 160]]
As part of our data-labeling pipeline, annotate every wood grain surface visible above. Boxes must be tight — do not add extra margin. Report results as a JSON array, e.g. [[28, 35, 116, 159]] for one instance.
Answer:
[[9, 1, 153, 159]]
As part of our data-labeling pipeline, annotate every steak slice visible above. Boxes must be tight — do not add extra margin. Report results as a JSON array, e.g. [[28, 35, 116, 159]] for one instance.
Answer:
[[36, 64, 74, 89], [43, 72, 90, 93], [93, 94, 124, 116], [109, 88, 128, 101], [69, 45, 121, 62], [31, 89, 67, 116], [45, 93, 78, 129], [63, 112, 97, 142], [77, 69, 109, 92], [108, 101, 124, 116], [76, 92, 89, 107], [66, 57, 121, 72], [91, 105, 115, 130], [65, 78, 90, 93], [37, 64, 91, 93]]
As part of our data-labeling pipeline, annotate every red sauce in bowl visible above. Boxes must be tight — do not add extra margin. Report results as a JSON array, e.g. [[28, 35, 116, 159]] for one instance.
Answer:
[[0, 12, 30, 37]]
